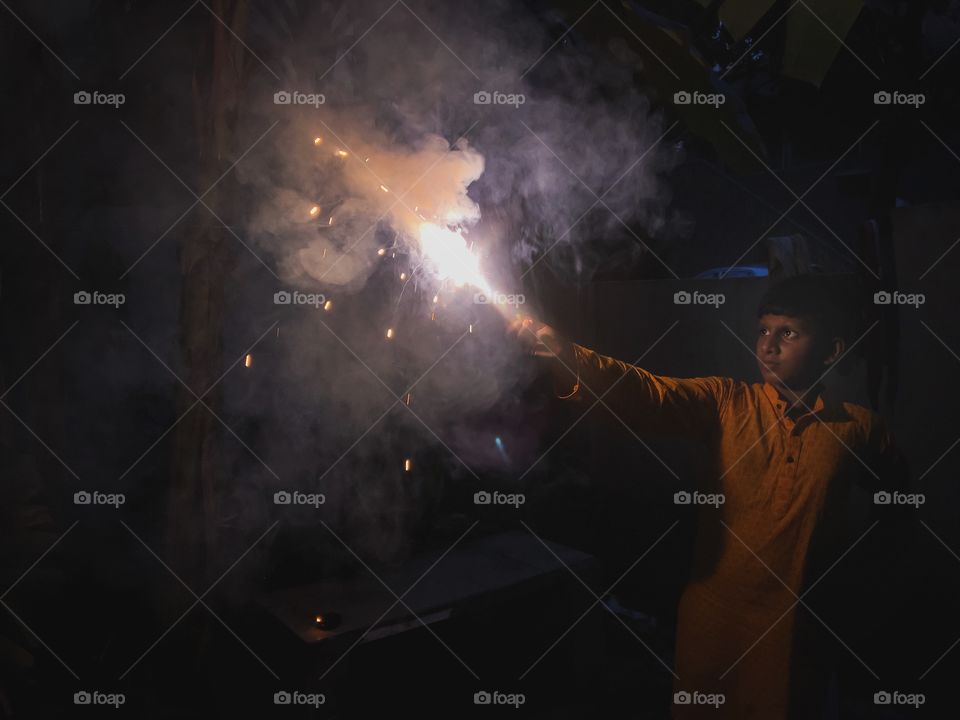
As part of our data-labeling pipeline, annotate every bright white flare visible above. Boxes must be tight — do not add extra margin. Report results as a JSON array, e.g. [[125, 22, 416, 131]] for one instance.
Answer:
[[417, 222, 491, 295]]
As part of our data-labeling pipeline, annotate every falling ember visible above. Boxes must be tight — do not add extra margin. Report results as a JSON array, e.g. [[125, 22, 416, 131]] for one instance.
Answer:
[[309, 205, 320, 217], [328, 216, 333, 226], [404, 458, 412, 472], [379, 184, 390, 193], [431, 312, 436, 321], [469, 324, 473, 333], [323, 300, 332, 311], [313, 136, 323, 146], [334, 149, 348, 157], [403, 392, 412, 406], [432, 295, 439, 304], [244, 353, 253, 368], [386, 327, 394, 339], [377, 248, 386, 256], [313, 612, 341, 629], [399, 272, 407, 281]]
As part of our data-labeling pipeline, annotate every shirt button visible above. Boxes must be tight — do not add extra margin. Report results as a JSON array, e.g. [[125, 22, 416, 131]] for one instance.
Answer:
[[786, 456, 795, 463]]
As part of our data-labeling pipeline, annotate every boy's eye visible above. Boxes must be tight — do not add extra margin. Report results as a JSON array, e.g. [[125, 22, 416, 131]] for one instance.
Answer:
[[782, 329, 796, 339]]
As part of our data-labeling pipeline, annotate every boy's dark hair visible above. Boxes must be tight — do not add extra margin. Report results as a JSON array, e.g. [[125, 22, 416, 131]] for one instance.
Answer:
[[757, 274, 854, 343]]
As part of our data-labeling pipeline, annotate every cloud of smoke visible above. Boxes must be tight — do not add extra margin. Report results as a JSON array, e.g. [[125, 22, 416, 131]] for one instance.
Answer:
[[221, 0, 682, 562]]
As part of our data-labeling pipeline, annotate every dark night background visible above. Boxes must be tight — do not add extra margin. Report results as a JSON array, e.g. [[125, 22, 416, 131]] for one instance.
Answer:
[[1, 0, 959, 717]]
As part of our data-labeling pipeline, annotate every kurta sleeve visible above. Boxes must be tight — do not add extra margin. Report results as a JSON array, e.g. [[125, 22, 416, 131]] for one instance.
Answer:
[[556, 342, 730, 440]]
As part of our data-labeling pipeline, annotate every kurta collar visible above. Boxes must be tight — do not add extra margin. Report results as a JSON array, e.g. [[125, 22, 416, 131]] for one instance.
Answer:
[[761, 381, 836, 422]]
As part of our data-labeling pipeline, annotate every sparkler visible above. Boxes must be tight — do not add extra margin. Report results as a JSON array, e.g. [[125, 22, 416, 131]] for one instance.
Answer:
[[299, 135, 523, 476], [415, 222, 493, 297]]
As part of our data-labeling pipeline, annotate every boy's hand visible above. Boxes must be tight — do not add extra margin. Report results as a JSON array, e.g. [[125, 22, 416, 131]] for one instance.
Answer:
[[506, 315, 578, 389]]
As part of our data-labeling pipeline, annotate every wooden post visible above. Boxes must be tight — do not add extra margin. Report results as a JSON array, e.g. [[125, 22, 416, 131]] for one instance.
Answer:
[[166, 0, 249, 587]]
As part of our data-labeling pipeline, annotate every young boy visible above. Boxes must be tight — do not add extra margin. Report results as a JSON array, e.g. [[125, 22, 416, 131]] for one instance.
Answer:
[[508, 275, 906, 719]]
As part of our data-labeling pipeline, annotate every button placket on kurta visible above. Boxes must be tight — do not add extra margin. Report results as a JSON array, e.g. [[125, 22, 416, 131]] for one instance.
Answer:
[[769, 402, 814, 518]]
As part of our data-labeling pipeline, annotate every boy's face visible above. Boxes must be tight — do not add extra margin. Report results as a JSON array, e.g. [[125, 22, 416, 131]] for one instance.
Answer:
[[756, 313, 837, 391]]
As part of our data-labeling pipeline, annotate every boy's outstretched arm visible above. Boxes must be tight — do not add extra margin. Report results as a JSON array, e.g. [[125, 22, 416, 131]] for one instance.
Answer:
[[507, 315, 729, 439]]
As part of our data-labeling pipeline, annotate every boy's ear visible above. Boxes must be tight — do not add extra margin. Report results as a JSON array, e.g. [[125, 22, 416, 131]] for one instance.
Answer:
[[823, 336, 845, 367]]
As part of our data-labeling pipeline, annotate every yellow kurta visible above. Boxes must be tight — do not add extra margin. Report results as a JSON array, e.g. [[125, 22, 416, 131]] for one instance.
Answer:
[[561, 342, 904, 719]]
